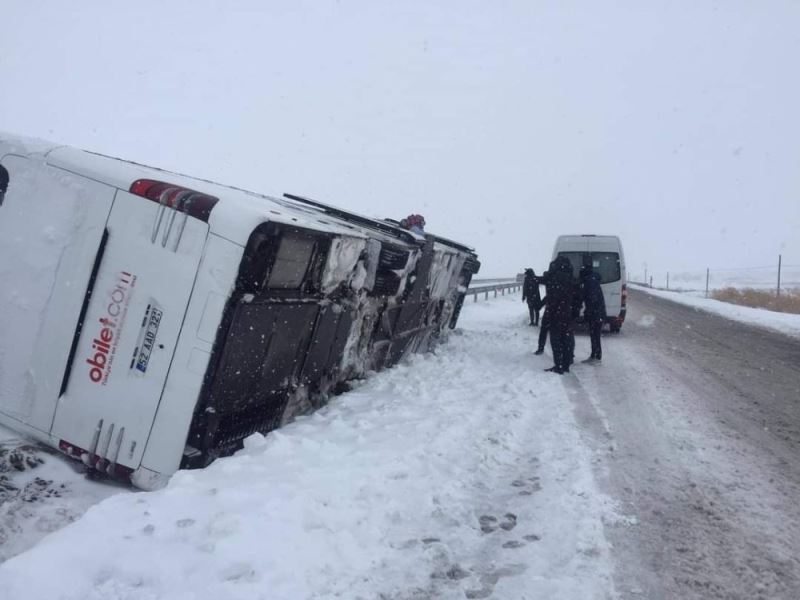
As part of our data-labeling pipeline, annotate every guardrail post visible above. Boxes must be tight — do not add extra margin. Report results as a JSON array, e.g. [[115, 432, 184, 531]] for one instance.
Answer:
[[485, 290, 489, 300], [473, 292, 477, 302]]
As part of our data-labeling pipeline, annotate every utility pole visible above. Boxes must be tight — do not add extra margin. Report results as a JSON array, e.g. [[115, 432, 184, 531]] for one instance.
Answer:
[[777, 254, 782, 296], [667, 272, 669, 290], [705, 268, 710, 298]]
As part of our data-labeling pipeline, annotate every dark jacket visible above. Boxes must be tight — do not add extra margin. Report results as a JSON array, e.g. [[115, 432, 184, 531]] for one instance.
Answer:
[[522, 269, 541, 305], [580, 267, 606, 320], [545, 257, 577, 324]]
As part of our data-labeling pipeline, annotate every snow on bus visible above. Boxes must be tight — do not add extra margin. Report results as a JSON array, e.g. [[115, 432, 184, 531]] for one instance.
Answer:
[[0, 133, 480, 490]]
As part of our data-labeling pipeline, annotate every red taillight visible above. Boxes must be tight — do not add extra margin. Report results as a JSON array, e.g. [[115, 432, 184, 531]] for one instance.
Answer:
[[621, 283, 628, 306], [129, 179, 219, 222], [59, 439, 133, 481]]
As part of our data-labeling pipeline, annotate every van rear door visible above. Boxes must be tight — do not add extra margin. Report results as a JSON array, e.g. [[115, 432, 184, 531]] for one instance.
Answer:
[[51, 190, 208, 472], [554, 238, 623, 319], [0, 155, 115, 433], [593, 251, 623, 318]]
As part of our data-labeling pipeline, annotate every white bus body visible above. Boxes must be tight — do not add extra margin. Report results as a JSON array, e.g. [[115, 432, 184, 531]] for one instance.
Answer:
[[551, 234, 627, 332], [0, 134, 479, 489]]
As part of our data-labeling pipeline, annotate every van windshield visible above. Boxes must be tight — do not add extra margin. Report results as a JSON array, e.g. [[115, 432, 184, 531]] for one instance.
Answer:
[[557, 251, 621, 284]]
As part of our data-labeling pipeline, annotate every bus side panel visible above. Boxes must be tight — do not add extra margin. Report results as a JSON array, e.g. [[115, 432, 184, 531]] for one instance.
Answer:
[[50, 191, 208, 470], [211, 302, 319, 443], [0, 156, 114, 432], [138, 234, 243, 479]]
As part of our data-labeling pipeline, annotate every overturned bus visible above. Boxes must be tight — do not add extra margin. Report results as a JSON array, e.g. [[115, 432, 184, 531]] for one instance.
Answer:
[[0, 134, 480, 489]]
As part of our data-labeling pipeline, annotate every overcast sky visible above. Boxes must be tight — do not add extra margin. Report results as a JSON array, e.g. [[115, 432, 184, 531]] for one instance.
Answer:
[[2, 1, 798, 277]]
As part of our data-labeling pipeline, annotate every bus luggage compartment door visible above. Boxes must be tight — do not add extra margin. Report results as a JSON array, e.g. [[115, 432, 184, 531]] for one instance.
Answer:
[[197, 301, 318, 455], [0, 156, 115, 433], [51, 191, 208, 473]]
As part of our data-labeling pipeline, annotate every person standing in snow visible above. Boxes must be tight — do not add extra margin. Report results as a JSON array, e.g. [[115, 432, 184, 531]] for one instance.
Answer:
[[534, 262, 555, 355], [534, 295, 549, 355], [534, 296, 550, 356], [0, 165, 8, 206], [522, 268, 541, 326], [579, 264, 606, 362], [545, 256, 578, 374]]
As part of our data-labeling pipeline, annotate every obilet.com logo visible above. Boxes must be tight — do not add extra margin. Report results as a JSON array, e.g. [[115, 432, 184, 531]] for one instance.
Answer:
[[86, 271, 136, 385]]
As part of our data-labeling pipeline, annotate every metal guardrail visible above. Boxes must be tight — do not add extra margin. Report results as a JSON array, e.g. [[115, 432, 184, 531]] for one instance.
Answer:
[[471, 277, 518, 285], [467, 281, 522, 302]]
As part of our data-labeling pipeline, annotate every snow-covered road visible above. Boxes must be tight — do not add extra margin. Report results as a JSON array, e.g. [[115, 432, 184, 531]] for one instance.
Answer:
[[0, 297, 618, 600], [570, 290, 800, 599], [3, 290, 800, 599]]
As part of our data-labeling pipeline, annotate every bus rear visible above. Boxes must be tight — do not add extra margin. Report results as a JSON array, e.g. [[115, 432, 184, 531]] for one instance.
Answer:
[[0, 140, 220, 486]]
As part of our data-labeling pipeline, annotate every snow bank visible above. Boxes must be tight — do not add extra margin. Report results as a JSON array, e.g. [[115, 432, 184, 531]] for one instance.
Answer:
[[0, 296, 617, 599], [633, 284, 800, 339]]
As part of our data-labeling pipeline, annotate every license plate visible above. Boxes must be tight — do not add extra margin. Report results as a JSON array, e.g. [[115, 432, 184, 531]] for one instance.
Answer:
[[133, 304, 163, 374]]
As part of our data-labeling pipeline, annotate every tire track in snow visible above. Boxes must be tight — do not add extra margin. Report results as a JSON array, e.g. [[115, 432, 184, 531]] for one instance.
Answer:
[[569, 290, 800, 599]]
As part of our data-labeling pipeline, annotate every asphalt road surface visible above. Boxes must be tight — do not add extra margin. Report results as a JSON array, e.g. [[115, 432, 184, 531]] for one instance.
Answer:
[[566, 289, 800, 600]]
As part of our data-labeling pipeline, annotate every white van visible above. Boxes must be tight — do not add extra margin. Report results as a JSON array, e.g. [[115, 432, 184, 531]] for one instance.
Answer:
[[551, 235, 627, 332], [0, 133, 479, 489]]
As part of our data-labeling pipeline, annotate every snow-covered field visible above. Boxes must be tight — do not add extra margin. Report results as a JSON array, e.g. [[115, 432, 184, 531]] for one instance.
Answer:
[[0, 296, 619, 600], [653, 266, 800, 293], [632, 284, 800, 340]]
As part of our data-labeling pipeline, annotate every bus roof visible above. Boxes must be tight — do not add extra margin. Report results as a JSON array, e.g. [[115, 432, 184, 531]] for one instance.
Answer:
[[1, 133, 477, 255], [47, 146, 370, 245], [0, 133, 367, 245]]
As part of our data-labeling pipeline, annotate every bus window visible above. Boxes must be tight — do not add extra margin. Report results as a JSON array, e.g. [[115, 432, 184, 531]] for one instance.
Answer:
[[266, 232, 316, 290]]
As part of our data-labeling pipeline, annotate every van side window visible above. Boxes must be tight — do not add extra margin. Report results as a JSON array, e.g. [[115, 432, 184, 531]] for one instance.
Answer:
[[0, 164, 8, 206], [591, 252, 621, 283]]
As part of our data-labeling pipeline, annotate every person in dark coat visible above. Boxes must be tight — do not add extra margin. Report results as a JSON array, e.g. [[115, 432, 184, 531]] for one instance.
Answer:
[[534, 261, 573, 360], [522, 268, 541, 326], [544, 256, 578, 374], [534, 294, 548, 354], [567, 272, 583, 366], [579, 265, 607, 362], [0, 164, 8, 206], [534, 261, 557, 355]]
